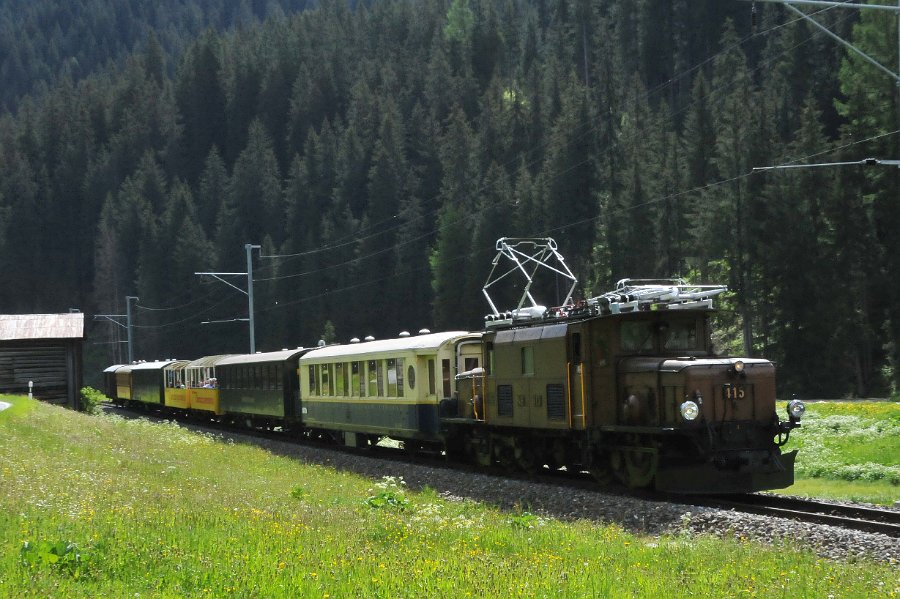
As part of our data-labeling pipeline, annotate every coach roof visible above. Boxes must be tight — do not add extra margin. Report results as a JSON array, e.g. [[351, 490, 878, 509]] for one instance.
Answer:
[[301, 331, 477, 361]]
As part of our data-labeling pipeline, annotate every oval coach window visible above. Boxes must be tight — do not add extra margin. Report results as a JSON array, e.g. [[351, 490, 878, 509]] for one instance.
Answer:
[[407, 365, 416, 390]]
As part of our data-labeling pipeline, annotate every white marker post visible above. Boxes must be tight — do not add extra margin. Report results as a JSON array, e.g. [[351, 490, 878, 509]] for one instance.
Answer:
[[28, 381, 33, 400]]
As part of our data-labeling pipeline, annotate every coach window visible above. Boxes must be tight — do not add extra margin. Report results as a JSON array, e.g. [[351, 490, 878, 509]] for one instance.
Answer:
[[275, 364, 283, 390], [367, 361, 378, 397], [441, 359, 451, 398], [387, 359, 398, 396], [335, 363, 345, 396], [376, 361, 385, 397], [325, 364, 335, 396], [485, 342, 494, 375], [428, 359, 436, 396], [396, 358, 405, 397], [308, 365, 318, 395], [351, 362, 361, 397], [521, 346, 535, 375], [407, 365, 416, 391]]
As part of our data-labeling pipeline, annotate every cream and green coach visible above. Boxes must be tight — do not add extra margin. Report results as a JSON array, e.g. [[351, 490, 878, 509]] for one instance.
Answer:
[[298, 331, 482, 446]]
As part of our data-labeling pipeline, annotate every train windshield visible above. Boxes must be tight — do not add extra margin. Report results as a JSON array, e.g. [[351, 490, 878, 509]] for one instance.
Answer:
[[620, 321, 655, 352], [620, 319, 702, 353], [663, 320, 699, 351]]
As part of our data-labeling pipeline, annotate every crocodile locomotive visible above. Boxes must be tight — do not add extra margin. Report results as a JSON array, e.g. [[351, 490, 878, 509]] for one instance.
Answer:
[[104, 238, 804, 493]]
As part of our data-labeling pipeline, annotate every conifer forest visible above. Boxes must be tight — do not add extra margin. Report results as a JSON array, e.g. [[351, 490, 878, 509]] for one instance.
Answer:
[[0, 0, 897, 397]]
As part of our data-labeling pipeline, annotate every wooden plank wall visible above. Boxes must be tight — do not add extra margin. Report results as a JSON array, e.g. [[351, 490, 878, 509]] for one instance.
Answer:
[[0, 343, 72, 405]]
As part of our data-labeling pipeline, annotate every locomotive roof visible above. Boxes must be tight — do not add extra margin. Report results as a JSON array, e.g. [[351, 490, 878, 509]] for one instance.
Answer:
[[301, 331, 476, 361], [484, 279, 727, 331], [103, 364, 127, 373], [217, 348, 311, 366]]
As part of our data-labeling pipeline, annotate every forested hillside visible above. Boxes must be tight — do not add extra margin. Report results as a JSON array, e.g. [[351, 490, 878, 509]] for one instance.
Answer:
[[0, 0, 896, 397], [0, 0, 316, 113]]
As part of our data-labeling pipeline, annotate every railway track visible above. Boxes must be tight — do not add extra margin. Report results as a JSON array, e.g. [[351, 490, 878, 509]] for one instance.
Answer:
[[690, 493, 900, 537]]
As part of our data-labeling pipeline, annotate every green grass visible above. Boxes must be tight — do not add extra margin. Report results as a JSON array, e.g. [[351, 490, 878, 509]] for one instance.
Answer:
[[777, 401, 900, 505], [0, 395, 897, 597]]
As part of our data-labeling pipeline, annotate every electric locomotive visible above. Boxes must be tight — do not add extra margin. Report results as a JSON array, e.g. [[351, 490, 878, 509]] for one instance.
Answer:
[[441, 239, 804, 493]]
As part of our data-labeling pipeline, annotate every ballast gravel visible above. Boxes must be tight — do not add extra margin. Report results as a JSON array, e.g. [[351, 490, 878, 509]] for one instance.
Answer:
[[212, 427, 899, 566]]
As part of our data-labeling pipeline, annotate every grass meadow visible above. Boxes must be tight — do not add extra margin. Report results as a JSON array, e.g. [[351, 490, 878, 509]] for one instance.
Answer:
[[778, 401, 900, 506], [0, 395, 897, 597]]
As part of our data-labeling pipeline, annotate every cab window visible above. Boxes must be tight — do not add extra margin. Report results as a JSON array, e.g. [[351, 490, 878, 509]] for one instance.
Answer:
[[664, 321, 699, 351], [620, 322, 655, 352]]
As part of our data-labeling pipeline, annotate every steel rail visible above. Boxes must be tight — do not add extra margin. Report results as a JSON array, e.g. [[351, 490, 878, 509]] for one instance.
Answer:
[[695, 493, 900, 537]]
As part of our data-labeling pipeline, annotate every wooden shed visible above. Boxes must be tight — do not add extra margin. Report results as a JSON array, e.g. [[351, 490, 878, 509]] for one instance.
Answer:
[[0, 313, 84, 409]]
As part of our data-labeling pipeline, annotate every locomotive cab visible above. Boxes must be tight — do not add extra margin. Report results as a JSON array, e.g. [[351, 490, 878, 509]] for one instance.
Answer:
[[598, 310, 801, 493]]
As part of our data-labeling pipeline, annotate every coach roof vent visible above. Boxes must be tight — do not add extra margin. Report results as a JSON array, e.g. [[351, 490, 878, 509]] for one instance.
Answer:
[[418, 328, 431, 335], [365, 335, 375, 342], [350, 337, 360, 343], [399, 331, 410, 337]]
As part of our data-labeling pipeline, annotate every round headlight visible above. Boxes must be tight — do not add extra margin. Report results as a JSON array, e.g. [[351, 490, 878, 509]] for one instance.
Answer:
[[788, 399, 806, 420], [733, 360, 745, 374], [680, 400, 700, 421]]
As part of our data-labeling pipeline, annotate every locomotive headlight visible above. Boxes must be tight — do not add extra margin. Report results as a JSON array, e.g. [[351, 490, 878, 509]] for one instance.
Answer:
[[787, 399, 806, 421], [680, 400, 700, 421], [732, 360, 745, 374]]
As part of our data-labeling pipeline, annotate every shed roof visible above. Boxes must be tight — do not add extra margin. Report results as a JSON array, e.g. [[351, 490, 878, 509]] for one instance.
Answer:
[[0, 313, 84, 341]]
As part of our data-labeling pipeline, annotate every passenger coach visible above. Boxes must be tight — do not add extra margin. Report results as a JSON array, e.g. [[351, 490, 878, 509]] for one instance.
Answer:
[[299, 331, 482, 448], [216, 348, 311, 428]]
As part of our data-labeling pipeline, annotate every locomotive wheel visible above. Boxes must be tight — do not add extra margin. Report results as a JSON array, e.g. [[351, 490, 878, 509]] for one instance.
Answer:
[[497, 444, 516, 473], [515, 445, 540, 475], [589, 460, 613, 484], [622, 449, 658, 489], [468, 438, 493, 468]]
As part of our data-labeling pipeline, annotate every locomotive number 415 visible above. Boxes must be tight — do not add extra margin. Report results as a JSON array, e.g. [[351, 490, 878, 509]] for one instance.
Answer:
[[723, 384, 747, 400]]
